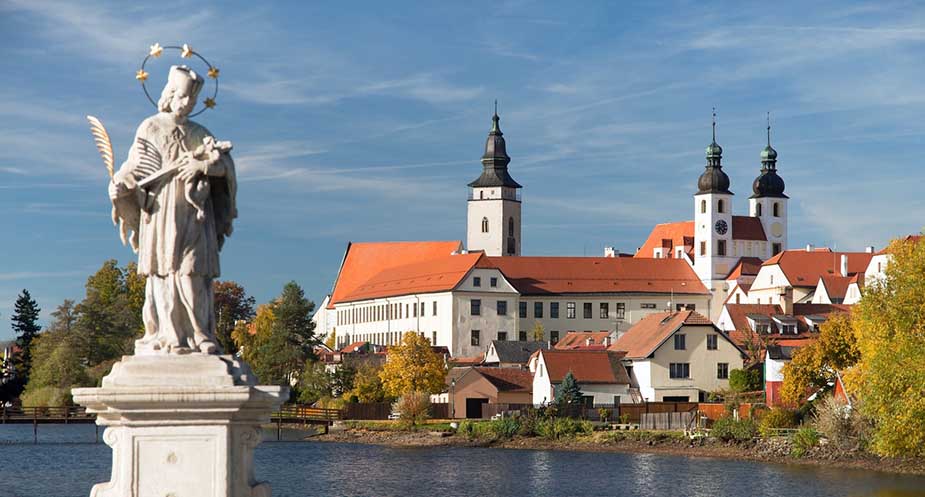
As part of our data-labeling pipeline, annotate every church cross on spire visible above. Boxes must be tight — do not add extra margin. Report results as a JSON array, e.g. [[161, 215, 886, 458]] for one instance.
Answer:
[[712, 107, 717, 142], [767, 111, 771, 147]]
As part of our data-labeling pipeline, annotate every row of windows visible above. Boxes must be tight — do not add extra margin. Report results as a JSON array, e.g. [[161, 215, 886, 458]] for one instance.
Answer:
[[481, 216, 516, 235], [471, 329, 561, 346], [340, 330, 438, 347], [337, 301, 438, 325], [473, 300, 637, 319], [672, 333, 720, 351], [472, 276, 498, 288], [699, 199, 783, 217], [668, 362, 730, 379]]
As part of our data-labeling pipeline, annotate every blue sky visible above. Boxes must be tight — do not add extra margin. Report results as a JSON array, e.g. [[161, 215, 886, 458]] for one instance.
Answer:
[[2, 0, 924, 340]]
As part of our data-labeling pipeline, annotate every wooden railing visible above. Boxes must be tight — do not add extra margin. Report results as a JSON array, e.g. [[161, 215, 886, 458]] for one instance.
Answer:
[[1, 405, 95, 424], [271, 405, 342, 423]]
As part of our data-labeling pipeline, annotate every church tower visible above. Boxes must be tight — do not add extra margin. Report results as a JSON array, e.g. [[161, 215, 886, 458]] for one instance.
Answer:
[[694, 111, 736, 288], [467, 106, 522, 256], [749, 115, 788, 258]]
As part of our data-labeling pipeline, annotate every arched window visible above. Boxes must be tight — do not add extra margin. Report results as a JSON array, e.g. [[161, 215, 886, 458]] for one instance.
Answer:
[[508, 217, 514, 235], [773, 202, 780, 217], [700, 200, 706, 213], [756, 203, 762, 216], [717, 199, 725, 213], [479, 191, 484, 199], [481, 217, 489, 233]]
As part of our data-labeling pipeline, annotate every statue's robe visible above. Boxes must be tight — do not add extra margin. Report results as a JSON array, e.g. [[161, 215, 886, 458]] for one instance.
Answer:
[[112, 112, 237, 353]]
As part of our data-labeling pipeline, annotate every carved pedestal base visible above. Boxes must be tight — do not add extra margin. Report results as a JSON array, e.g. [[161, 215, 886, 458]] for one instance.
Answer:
[[72, 355, 287, 497]]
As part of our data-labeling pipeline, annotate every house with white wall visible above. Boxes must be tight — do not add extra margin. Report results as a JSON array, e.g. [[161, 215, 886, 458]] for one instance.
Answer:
[[531, 349, 633, 406], [612, 310, 745, 402]]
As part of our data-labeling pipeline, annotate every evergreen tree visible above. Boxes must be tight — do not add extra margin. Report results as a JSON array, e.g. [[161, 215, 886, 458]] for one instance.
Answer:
[[12, 289, 41, 385], [555, 371, 583, 415]]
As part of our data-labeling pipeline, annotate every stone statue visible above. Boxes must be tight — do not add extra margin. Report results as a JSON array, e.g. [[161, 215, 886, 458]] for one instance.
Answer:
[[108, 65, 237, 355]]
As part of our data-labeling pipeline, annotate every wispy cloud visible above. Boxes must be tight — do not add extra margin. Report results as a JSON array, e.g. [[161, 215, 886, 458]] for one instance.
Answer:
[[0, 270, 88, 282]]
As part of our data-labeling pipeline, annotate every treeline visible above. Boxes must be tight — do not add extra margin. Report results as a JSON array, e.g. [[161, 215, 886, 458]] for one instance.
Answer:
[[0, 260, 319, 407]]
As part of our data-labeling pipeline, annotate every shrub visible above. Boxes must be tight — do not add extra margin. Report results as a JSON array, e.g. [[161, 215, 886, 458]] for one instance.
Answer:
[[812, 395, 855, 448], [729, 368, 762, 393], [392, 391, 431, 427], [790, 427, 820, 458], [598, 407, 611, 423], [20, 386, 71, 407], [618, 413, 630, 424], [536, 417, 593, 439], [758, 407, 798, 437], [712, 417, 758, 442], [489, 417, 522, 439]]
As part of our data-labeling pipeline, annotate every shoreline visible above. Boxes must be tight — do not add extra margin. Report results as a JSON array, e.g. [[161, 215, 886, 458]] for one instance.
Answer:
[[309, 427, 925, 476]]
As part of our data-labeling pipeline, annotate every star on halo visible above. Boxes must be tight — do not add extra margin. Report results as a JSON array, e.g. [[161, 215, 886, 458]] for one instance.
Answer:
[[207, 67, 220, 79], [135, 69, 149, 82], [203, 97, 216, 109], [181, 44, 193, 58], [149, 43, 163, 58]]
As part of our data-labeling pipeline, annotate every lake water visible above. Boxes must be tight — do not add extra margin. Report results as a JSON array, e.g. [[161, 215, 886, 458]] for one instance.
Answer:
[[2, 424, 924, 497]]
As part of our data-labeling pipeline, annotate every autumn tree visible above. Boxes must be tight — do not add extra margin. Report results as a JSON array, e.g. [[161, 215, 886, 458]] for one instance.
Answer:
[[213, 280, 256, 355], [349, 364, 389, 402], [380, 333, 446, 397], [532, 322, 545, 342], [324, 330, 336, 350], [847, 236, 925, 457], [780, 313, 858, 405]]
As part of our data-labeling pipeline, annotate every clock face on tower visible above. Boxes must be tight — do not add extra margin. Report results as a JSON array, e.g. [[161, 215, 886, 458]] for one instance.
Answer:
[[714, 219, 728, 235]]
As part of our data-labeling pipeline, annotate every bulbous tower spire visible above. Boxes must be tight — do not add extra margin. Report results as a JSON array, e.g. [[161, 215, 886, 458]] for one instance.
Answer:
[[468, 102, 521, 189], [697, 108, 732, 195], [751, 113, 787, 198]]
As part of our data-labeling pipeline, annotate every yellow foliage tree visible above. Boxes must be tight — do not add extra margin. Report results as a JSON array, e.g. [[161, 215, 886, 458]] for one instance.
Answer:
[[780, 313, 857, 405], [379, 332, 446, 397], [232, 303, 275, 366], [532, 322, 545, 342], [846, 236, 925, 457], [324, 330, 336, 350]]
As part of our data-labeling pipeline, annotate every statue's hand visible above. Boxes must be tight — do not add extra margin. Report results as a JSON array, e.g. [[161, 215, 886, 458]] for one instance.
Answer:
[[108, 179, 131, 200], [178, 149, 219, 182]]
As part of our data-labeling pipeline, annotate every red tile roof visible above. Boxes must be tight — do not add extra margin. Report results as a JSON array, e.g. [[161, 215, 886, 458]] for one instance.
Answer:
[[340, 341, 369, 353], [731, 216, 767, 241], [761, 250, 873, 288], [538, 349, 630, 384], [488, 256, 709, 295], [554, 331, 613, 350], [338, 252, 490, 303], [722, 303, 851, 345], [817, 274, 852, 301], [612, 310, 718, 359], [473, 367, 534, 392], [635, 221, 694, 259], [726, 257, 765, 280], [329, 241, 463, 308]]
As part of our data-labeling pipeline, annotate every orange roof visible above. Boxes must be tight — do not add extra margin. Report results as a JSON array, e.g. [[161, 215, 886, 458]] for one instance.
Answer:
[[329, 241, 462, 308], [488, 256, 709, 295], [554, 331, 612, 350], [612, 310, 720, 359], [817, 274, 852, 301], [538, 349, 630, 384], [762, 250, 873, 288], [340, 341, 369, 353], [472, 367, 534, 392], [722, 303, 851, 343], [635, 221, 694, 259], [726, 257, 765, 280], [337, 252, 489, 303], [731, 216, 767, 241]]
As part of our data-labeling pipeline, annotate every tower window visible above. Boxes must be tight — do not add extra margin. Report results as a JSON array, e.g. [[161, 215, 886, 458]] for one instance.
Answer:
[[717, 199, 725, 213], [756, 203, 763, 216], [772, 243, 782, 256], [700, 199, 706, 214], [481, 217, 489, 233], [507, 237, 515, 255], [717, 240, 727, 256], [508, 217, 514, 235], [773, 203, 780, 217], [700, 241, 706, 256]]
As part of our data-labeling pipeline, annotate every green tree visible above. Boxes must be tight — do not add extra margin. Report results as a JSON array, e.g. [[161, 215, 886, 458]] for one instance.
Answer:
[[780, 313, 858, 404], [48, 299, 78, 334], [349, 364, 389, 402], [554, 371, 583, 411], [297, 360, 332, 404], [847, 236, 925, 456], [380, 333, 446, 397], [21, 300, 94, 406], [74, 260, 142, 367], [11, 289, 41, 387], [213, 280, 256, 355], [532, 322, 545, 341], [728, 368, 762, 393]]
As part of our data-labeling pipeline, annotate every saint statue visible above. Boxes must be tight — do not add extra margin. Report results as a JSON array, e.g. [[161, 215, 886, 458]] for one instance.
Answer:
[[107, 65, 237, 355]]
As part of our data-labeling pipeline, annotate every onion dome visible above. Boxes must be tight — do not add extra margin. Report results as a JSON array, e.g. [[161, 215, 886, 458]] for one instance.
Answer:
[[468, 104, 522, 189], [751, 116, 788, 199], [697, 110, 733, 195]]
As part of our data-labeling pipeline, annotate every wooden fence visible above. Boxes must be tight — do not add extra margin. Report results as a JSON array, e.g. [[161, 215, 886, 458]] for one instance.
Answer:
[[639, 411, 695, 430]]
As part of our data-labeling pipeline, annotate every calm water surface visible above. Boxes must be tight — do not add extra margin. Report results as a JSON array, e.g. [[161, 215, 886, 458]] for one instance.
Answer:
[[2, 424, 924, 497]]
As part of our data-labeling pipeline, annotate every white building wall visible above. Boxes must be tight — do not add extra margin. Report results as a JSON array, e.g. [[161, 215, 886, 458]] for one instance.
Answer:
[[747, 265, 791, 304], [532, 355, 553, 405], [765, 354, 787, 383], [467, 187, 521, 256], [749, 197, 787, 257], [865, 254, 890, 284]]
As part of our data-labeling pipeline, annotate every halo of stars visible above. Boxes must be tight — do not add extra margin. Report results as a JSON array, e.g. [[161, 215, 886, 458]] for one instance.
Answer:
[[138, 42, 220, 117]]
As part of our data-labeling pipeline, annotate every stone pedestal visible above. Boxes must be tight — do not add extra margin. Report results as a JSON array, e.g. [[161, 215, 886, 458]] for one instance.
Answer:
[[72, 355, 287, 497]]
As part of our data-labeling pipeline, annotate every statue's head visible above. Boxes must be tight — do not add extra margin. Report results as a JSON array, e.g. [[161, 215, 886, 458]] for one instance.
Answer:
[[157, 65, 204, 119]]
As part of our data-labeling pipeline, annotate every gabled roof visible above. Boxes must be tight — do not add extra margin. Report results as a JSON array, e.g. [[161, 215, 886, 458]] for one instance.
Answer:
[[731, 216, 767, 241], [635, 221, 694, 259], [723, 303, 851, 338], [538, 350, 630, 384], [338, 252, 493, 303], [340, 341, 369, 354], [472, 367, 533, 392], [329, 241, 463, 308], [612, 310, 718, 359], [817, 274, 852, 301], [727, 257, 765, 280], [554, 331, 612, 350], [488, 256, 709, 295], [486, 340, 548, 364], [761, 250, 873, 288]]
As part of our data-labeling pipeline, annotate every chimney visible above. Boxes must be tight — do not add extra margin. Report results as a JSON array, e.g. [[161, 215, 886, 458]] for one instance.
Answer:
[[805, 244, 814, 252], [865, 246, 875, 254], [781, 287, 793, 315], [840, 255, 848, 277], [604, 246, 616, 258]]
